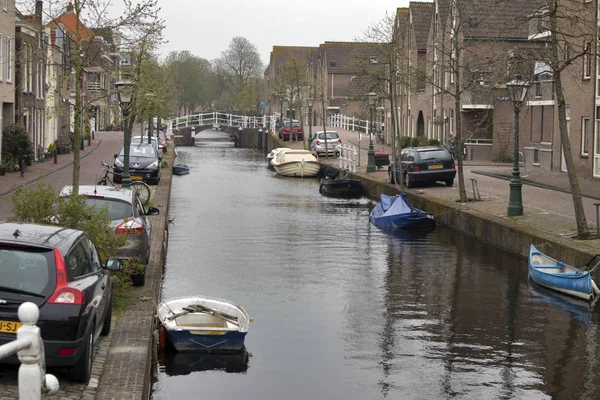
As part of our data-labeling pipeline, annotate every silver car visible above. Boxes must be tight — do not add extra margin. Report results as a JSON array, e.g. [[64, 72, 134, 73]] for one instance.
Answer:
[[309, 131, 342, 157], [59, 185, 160, 286]]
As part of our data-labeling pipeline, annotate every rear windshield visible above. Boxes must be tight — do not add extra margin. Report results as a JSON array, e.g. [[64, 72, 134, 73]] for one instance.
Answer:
[[318, 132, 339, 140], [85, 198, 133, 220], [418, 149, 451, 161], [0, 246, 55, 295]]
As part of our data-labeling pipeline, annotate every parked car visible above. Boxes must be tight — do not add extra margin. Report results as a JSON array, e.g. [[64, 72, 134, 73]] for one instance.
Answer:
[[59, 185, 160, 286], [279, 120, 303, 141], [113, 143, 161, 185], [0, 222, 121, 382], [309, 131, 342, 157], [389, 146, 456, 187], [131, 135, 160, 154]]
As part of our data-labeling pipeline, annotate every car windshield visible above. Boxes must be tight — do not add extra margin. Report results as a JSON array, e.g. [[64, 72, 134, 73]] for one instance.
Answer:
[[131, 137, 155, 144], [84, 198, 133, 220], [0, 246, 53, 295], [419, 150, 450, 161], [119, 145, 157, 158]]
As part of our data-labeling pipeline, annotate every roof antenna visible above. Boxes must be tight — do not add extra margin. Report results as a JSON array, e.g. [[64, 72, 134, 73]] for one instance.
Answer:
[[13, 229, 20, 238]]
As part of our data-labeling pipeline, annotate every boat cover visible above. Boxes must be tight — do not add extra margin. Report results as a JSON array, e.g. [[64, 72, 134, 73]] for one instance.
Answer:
[[379, 193, 412, 215]]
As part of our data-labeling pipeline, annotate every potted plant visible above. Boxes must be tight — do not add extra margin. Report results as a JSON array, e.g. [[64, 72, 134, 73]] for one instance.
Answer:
[[84, 121, 92, 146], [48, 142, 57, 164]]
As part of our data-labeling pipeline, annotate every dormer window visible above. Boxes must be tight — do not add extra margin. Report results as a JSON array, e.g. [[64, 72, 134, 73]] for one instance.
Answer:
[[370, 56, 378, 64]]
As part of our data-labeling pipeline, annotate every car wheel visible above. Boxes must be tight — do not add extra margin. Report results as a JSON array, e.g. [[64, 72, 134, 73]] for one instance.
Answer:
[[445, 178, 454, 186], [405, 173, 413, 188], [68, 329, 93, 383], [101, 295, 113, 336]]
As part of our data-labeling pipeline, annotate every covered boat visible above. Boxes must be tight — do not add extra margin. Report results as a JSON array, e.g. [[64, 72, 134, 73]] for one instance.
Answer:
[[528, 244, 600, 302], [270, 149, 321, 177], [369, 193, 435, 229], [172, 164, 190, 175], [319, 177, 364, 199], [157, 296, 251, 352]]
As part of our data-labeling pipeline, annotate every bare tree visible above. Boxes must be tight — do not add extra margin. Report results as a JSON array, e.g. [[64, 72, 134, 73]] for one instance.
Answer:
[[165, 51, 215, 115]]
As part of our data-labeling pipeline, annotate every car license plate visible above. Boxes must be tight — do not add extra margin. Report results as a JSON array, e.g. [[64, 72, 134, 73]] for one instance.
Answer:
[[429, 164, 443, 169], [0, 320, 22, 333], [131, 175, 143, 181]]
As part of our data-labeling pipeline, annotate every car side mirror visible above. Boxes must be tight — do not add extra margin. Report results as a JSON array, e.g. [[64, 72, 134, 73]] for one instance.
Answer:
[[105, 259, 122, 272], [146, 206, 160, 216]]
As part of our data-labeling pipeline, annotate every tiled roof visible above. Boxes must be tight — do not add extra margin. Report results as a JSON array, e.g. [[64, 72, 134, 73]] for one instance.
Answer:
[[451, 0, 545, 40], [269, 46, 316, 77], [46, 11, 95, 41], [410, 2, 433, 50], [320, 41, 383, 74]]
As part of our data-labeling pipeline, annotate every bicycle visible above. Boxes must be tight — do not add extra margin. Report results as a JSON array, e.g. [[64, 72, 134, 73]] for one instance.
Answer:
[[98, 162, 151, 205], [375, 130, 384, 144]]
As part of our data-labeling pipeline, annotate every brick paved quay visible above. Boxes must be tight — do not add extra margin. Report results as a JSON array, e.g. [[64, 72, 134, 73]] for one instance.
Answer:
[[1, 127, 600, 399]]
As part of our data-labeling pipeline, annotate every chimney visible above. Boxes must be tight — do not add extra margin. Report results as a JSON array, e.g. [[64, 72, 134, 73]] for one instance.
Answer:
[[66, 2, 73, 12], [35, 1, 43, 27]]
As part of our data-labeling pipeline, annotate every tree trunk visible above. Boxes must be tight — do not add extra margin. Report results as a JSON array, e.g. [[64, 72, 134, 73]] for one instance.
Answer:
[[549, 0, 589, 238]]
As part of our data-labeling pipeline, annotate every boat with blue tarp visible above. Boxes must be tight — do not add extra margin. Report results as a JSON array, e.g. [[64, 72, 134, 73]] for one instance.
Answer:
[[369, 192, 435, 229]]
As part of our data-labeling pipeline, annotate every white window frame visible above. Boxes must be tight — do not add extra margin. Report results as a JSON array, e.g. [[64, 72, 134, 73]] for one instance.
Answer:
[[0, 34, 3, 81], [6, 36, 12, 83], [583, 42, 591, 79], [582, 117, 590, 156], [2, 0, 7, 12]]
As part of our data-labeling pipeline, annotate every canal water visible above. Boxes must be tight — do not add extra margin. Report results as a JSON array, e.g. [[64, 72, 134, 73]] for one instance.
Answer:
[[152, 131, 600, 400]]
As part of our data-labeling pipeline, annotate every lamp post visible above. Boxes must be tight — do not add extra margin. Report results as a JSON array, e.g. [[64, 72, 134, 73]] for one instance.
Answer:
[[146, 92, 156, 145], [307, 97, 314, 145], [115, 80, 135, 188], [366, 92, 377, 173], [506, 74, 529, 217]]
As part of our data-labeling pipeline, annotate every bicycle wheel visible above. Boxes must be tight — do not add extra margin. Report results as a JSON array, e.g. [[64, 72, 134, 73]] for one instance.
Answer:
[[131, 181, 151, 205]]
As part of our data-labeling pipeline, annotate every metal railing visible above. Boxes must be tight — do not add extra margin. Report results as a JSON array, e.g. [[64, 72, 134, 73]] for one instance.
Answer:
[[0, 302, 59, 399]]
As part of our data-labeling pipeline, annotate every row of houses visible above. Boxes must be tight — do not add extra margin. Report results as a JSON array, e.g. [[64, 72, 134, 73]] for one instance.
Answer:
[[0, 0, 128, 166], [264, 0, 600, 180]]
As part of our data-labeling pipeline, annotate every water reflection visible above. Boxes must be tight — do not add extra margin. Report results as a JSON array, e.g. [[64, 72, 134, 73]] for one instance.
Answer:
[[158, 348, 250, 376], [528, 280, 597, 328]]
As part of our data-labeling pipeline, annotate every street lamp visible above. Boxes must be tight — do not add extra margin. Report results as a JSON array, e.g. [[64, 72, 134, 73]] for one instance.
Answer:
[[307, 97, 314, 145], [115, 79, 135, 188], [366, 92, 377, 173], [146, 92, 156, 145], [506, 73, 529, 217]]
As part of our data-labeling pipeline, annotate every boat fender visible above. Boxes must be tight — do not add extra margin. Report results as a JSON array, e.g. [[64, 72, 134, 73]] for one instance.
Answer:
[[592, 279, 600, 296], [158, 326, 167, 349]]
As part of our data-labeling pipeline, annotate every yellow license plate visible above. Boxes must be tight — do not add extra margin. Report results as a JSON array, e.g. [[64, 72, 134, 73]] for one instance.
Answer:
[[429, 164, 443, 169], [131, 175, 143, 181], [0, 320, 22, 333]]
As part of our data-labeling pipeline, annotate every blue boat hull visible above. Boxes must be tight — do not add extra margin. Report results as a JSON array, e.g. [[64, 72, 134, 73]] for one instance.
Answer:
[[528, 244, 596, 301], [166, 329, 247, 352]]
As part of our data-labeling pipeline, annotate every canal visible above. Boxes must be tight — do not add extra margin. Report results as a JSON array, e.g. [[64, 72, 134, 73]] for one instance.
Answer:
[[152, 131, 600, 400]]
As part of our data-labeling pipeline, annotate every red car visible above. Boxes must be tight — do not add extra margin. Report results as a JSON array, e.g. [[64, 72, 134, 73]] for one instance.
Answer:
[[279, 120, 303, 141]]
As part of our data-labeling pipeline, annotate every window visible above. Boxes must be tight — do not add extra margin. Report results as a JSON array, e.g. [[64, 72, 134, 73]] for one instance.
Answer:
[[6, 36, 11, 82], [531, 105, 553, 143], [66, 242, 93, 280], [583, 42, 591, 79], [582, 117, 590, 155], [0, 34, 3, 81]]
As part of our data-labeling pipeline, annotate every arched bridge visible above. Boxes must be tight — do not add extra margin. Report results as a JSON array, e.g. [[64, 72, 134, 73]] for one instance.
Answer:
[[169, 112, 282, 152]]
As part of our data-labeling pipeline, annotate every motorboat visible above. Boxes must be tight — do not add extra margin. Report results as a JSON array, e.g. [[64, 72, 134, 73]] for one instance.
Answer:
[[369, 192, 435, 229], [172, 164, 190, 175], [266, 147, 290, 170], [319, 177, 364, 199], [270, 149, 321, 177], [157, 296, 251, 352], [528, 244, 600, 301]]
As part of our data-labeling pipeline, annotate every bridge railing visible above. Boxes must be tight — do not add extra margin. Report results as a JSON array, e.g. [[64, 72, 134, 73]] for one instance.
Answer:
[[0, 302, 59, 399], [328, 114, 370, 134], [170, 112, 276, 131]]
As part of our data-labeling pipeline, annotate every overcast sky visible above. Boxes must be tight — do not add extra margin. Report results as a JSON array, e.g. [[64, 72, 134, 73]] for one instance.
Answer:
[[158, 0, 410, 64]]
